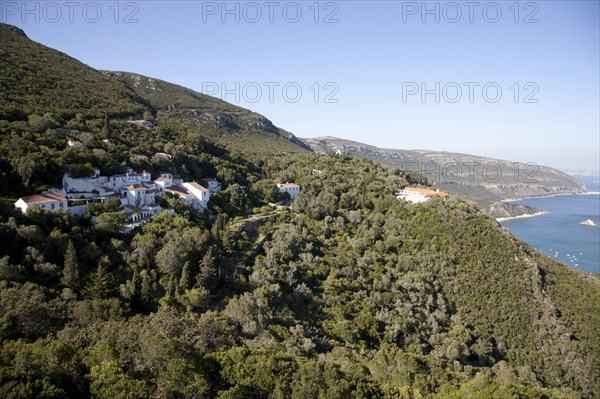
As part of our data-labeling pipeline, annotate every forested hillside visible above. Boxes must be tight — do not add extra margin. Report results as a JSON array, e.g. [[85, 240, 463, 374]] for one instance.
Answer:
[[302, 137, 587, 216], [0, 22, 308, 200], [1, 154, 598, 398], [105, 71, 311, 155], [0, 23, 599, 399]]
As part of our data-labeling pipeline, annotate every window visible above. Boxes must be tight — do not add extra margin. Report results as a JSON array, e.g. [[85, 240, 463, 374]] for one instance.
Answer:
[[51, 203, 55, 210]]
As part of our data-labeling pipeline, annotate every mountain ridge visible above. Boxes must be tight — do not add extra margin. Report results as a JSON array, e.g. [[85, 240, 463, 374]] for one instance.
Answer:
[[301, 136, 586, 215], [0, 22, 310, 159], [104, 70, 313, 154]]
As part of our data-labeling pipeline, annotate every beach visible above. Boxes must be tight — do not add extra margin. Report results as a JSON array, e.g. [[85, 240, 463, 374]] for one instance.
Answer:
[[495, 211, 549, 222]]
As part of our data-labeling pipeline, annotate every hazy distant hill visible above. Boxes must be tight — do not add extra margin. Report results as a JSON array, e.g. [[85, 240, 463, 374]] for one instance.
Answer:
[[303, 136, 586, 215]]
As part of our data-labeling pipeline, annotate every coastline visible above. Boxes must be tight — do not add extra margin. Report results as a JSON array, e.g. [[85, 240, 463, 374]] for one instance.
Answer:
[[578, 191, 600, 195], [497, 191, 599, 220], [501, 191, 592, 203], [496, 211, 549, 222]]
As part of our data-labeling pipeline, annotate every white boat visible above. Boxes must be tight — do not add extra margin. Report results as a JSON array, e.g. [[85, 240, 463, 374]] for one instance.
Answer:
[[580, 219, 597, 227]]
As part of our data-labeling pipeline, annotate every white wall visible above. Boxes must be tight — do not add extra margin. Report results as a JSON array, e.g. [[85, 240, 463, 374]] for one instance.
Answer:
[[62, 174, 108, 193]]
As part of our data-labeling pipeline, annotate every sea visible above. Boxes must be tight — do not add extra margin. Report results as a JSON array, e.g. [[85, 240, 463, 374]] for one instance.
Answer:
[[499, 175, 600, 273]]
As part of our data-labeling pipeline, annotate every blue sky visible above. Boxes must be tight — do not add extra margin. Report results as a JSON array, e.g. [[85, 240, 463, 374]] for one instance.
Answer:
[[2, 0, 599, 170]]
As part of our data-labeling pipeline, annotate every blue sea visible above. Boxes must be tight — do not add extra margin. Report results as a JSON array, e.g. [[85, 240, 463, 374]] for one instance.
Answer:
[[500, 175, 600, 273]]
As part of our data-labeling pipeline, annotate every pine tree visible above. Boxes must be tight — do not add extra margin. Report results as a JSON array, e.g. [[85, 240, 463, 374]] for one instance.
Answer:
[[61, 240, 80, 289], [178, 261, 192, 293], [83, 265, 114, 299], [196, 248, 216, 291], [211, 214, 227, 238], [140, 270, 153, 304], [138, 269, 155, 312]]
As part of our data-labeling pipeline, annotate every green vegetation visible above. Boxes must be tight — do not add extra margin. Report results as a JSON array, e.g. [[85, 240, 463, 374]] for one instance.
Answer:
[[108, 71, 311, 156], [1, 154, 598, 398], [0, 26, 147, 121], [0, 22, 598, 399], [0, 22, 308, 199], [302, 137, 587, 214]]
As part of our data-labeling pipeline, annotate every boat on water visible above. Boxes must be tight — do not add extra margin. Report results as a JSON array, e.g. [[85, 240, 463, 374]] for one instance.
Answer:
[[579, 219, 597, 227]]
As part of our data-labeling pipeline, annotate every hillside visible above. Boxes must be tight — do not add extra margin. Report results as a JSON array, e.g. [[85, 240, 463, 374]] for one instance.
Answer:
[[0, 25, 148, 120], [1, 153, 598, 398], [0, 23, 599, 399], [0, 22, 310, 197], [303, 137, 587, 215], [105, 71, 311, 155]]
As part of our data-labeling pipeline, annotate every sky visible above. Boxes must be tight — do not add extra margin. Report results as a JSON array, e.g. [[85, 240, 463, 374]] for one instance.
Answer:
[[2, 0, 599, 171]]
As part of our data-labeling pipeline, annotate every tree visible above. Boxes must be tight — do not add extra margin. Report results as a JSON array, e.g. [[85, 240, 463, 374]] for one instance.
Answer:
[[0, 283, 67, 340], [178, 261, 193, 293], [61, 240, 80, 290], [70, 163, 95, 178], [16, 157, 36, 186], [102, 112, 110, 138], [95, 211, 127, 237], [252, 179, 279, 203], [197, 248, 216, 291], [89, 361, 151, 399], [139, 270, 154, 309], [0, 339, 86, 398], [211, 214, 227, 238], [155, 227, 208, 278], [82, 265, 115, 300]]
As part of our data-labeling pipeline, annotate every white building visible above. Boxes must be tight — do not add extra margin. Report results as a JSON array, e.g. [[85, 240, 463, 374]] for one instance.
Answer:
[[277, 183, 301, 199], [107, 168, 152, 191], [204, 178, 222, 193], [166, 182, 211, 210], [15, 192, 68, 213], [123, 184, 157, 208], [62, 169, 113, 197], [396, 187, 448, 203], [185, 182, 211, 209], [63, 168, 153, 197], [16, 167, 216, 221], [118, 183, 163, 228], [166, 185, 195, 206], [183, 182, 211, 208], [153, 173, 183, 191]]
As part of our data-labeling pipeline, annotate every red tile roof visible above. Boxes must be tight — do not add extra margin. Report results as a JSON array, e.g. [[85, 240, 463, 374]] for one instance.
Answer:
[[167, 185, 192, 197], [402, 187, 448, 197], [20, 192, 66, 204], [185, 182, 208, 192]]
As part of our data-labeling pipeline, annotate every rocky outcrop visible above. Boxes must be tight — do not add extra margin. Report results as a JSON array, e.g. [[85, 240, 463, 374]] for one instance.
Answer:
[[486, 201, 546, 219]]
